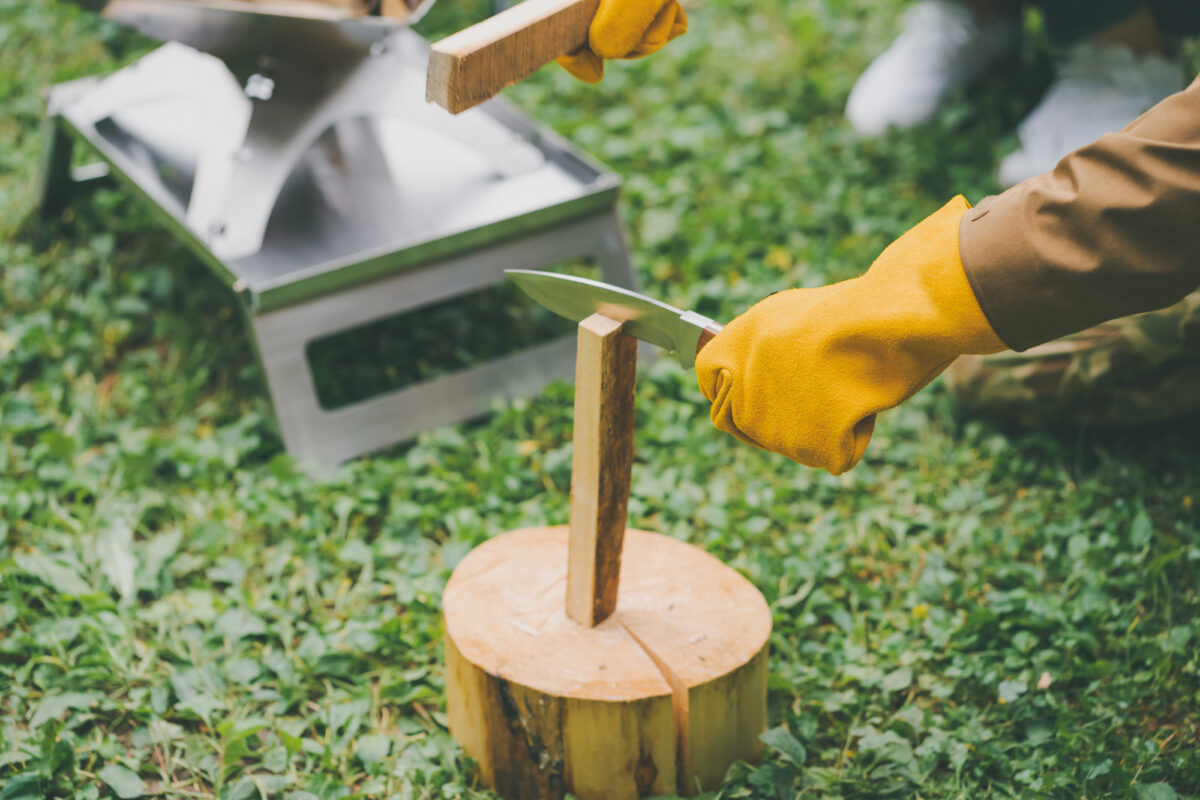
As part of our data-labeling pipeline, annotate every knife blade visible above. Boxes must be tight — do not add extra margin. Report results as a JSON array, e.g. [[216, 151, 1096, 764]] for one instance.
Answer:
[[506, 269, 723, 368]]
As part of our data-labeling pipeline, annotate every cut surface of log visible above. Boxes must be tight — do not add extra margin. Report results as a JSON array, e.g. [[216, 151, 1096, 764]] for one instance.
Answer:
[[444, 526, 771, 799], [566, 313, 637, 627], [426, 0, 599, 113], [445, 526, 669, 702]]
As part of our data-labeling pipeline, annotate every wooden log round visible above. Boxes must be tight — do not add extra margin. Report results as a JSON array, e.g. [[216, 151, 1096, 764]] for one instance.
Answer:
[[444, 526, 771, 800]]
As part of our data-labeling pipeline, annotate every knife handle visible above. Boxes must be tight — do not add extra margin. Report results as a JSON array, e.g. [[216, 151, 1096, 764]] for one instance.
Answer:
[[696, 322, 723, 356]]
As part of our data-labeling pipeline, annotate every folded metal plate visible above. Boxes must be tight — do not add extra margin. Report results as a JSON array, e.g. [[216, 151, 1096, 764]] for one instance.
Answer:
[[99, 0, 419, 65]]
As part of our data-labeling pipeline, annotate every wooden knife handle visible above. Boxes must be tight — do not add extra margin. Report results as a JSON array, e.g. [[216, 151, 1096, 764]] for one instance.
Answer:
[[426, 0, 600, 114], [696, 322, 723, 356]]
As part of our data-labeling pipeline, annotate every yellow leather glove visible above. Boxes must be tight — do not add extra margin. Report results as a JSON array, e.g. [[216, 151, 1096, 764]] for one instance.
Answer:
[[556, 0, 688, 83], [695, 196, 1007, 475]]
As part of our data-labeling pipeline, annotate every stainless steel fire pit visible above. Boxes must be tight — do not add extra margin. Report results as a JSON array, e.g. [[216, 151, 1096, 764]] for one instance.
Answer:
[[41, 1, 636, 470]]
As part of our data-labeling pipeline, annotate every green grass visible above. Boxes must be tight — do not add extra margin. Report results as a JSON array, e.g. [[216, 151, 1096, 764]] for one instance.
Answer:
[[2, 0, 1199, 798]]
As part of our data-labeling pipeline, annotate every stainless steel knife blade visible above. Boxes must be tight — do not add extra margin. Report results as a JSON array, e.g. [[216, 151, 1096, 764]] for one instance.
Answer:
[[506, 269, 721, 368]]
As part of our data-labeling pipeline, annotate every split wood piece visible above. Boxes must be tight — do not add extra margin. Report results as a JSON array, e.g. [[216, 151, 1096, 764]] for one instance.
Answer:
[[426, 0, 599, 113], [566, 313, 637, 627], [444, 526, 771, 800]]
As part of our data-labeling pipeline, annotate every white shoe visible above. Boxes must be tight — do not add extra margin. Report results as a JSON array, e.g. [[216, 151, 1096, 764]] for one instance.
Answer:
[[996, 44, 1184, 187], [845, 0, 1020, 137]]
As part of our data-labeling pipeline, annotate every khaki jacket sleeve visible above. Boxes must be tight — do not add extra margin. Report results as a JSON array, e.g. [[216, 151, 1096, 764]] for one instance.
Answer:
[[959, 74, 1200, 352]]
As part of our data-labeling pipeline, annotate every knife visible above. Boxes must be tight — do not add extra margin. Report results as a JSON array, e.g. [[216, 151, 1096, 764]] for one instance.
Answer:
[[506, 269, 723, 368]]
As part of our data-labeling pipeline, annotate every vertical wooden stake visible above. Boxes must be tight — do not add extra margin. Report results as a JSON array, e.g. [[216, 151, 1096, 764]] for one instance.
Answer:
[[566, 313, 637, 627]]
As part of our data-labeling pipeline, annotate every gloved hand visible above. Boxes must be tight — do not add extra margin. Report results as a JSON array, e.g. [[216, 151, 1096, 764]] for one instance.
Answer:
[[556, 0, 688, 83], [695, 196, 1007, 474]]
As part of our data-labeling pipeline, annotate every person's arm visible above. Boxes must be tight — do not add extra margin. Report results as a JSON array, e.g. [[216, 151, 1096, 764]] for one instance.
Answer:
[[697, 77, 1200, 474], [960, 74, 1200, 351]]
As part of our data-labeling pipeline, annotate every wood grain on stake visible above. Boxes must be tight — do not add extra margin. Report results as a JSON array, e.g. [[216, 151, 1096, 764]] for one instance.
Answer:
[[566, 313, 637, 627], [426, 0, 599, 113]]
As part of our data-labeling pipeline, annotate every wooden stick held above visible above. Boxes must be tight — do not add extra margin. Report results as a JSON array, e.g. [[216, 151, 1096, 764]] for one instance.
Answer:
[[426, 0, 599, 114], [566, 313, 637, 627]]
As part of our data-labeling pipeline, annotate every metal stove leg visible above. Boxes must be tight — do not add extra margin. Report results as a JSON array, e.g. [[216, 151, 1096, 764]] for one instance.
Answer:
[[38, 117, 75, 216], [249, 312, 325, 466]]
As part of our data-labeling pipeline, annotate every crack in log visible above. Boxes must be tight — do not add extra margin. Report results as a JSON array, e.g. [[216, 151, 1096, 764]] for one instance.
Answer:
[[620, 620, 691, 797]]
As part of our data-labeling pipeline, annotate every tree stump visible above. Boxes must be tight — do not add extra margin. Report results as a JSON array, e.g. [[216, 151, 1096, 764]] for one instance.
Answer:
[[444, 526, 771, 799]]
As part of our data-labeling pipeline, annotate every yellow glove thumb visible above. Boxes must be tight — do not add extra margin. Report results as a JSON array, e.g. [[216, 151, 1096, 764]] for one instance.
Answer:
[[695, 196, 1006, 474], [556, 0, 687, 82], [557, 48, 605, 83]]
